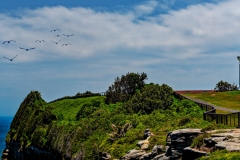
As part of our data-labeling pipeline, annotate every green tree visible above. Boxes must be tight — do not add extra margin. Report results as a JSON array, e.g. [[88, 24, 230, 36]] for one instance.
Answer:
[[124, 83, 174, 114], [105, 72, 148, 104], [214, 80, 237, 92]]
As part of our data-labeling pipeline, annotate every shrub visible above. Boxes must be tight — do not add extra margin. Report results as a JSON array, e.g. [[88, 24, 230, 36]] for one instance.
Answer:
[[124, 83, 174, 114], [214, 80, 237, 92], [178, 117, 191, 126]]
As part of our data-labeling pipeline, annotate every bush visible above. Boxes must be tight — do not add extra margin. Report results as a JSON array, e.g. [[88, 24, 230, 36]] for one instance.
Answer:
[[214, 80, 237, 92], [76, 100, 102, 120], [178, 117, 191, 126], [124, 83, 174, 114]]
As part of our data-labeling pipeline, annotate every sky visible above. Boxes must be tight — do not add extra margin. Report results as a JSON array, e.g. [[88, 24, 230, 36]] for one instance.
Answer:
[[0, 0, 239, 116]]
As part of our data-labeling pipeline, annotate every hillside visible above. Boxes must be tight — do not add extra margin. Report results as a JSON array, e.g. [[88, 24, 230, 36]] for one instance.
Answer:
[[3, 90, 230, 160]]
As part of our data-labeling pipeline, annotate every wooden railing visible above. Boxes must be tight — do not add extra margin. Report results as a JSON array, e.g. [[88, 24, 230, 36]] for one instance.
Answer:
[[174, 91, 240, 127]]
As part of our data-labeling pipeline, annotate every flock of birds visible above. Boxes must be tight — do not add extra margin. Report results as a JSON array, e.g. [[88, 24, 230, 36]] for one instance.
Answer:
[[2, 29, 74, 61]]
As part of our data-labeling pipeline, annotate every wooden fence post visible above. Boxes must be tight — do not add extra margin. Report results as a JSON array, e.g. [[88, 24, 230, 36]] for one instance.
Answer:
[[238, 113, 240, 128]]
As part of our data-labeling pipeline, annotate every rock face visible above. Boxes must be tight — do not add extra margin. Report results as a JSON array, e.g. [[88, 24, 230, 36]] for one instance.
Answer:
[[3, 140, 58, 160]]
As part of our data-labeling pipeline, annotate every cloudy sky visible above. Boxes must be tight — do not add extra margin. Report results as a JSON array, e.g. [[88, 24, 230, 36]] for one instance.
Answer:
[[1, 0, 239, 116]]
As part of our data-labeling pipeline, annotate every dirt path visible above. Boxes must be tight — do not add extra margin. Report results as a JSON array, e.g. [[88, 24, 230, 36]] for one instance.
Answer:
[[182, 95, 240, 113]]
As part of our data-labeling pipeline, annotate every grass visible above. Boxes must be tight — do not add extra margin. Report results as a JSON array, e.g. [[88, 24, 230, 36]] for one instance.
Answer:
[[199, 150, 240, 160], [183, 91, 240, 111]]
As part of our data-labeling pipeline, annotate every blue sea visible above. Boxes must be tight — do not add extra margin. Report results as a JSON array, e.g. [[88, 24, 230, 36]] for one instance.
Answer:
[[0, 117, 12, 153]]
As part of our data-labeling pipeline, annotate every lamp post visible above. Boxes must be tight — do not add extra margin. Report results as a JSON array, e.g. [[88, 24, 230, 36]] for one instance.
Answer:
[[237, 56, 240, 89]]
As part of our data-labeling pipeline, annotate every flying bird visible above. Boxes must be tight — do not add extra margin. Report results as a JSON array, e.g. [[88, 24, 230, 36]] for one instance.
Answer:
[[50, 29, 60, 32], [51, 39, 61, 44], [3, 40, 16, 44], [19, 47, 36, 51], [35, 40, 45, 43], [3, 54, 18, 61], [62, 43, 72, 46], [54, 35, 61, 37], [62, 34, 74, 37]]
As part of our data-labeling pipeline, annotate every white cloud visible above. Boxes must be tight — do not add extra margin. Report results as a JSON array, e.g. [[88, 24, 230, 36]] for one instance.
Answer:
[[134, 0, 158, 16], [1, 0, 240, 115]]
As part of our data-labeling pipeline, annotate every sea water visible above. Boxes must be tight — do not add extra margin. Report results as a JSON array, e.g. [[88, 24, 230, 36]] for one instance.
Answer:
[[0, 117, 12, 153]]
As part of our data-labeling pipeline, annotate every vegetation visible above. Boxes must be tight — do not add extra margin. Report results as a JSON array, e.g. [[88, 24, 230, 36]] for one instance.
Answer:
[[214, 80, 237, 92], [199, 150, 240, 160], [5, 73, 231, 159], [123, 83, 173, 114]]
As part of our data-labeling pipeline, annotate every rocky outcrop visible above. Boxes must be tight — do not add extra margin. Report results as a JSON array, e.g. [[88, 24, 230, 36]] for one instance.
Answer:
[[121, 128, 240, 160], [165, 128, 203, 160], [121, 128, 206, 160], [205, 129, 240, 152]]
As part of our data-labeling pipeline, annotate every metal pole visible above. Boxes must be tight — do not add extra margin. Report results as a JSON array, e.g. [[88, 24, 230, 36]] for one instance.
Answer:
[[237, 56, 240, 88]]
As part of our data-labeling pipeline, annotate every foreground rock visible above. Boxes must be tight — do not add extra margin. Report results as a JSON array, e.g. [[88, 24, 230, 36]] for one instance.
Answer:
[[121, 128, 204, 160], [165, 128, 204, 160], [205, 129, 240, 152], [120, 128, 240, 160]]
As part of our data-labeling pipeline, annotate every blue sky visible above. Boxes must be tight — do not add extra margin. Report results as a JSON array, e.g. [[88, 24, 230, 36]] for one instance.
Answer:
[[0, 0, 239, 116]]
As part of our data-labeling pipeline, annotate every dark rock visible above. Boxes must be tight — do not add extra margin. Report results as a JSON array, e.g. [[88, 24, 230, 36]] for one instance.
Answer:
[[182, 147, 207, 160], [166, 132, 172, 146], [144, 129, 152, 139]]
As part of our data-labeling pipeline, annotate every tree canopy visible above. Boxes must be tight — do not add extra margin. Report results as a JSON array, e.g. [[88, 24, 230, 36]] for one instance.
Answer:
[[123, 83, 174, 114], [214, 80, 237, 92], [105, 72, 148, 104]]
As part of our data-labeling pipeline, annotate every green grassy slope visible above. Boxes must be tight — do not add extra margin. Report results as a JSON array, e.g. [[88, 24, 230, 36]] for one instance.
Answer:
[[183, 91, 240, 111], [6, 91, 230, 159]]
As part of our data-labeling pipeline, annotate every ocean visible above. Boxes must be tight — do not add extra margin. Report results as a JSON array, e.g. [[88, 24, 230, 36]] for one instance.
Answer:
[[0, 117, 12, 153]]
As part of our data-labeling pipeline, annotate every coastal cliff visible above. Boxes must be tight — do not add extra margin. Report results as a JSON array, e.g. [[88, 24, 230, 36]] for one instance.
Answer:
[[1, 89, 233, 159]]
